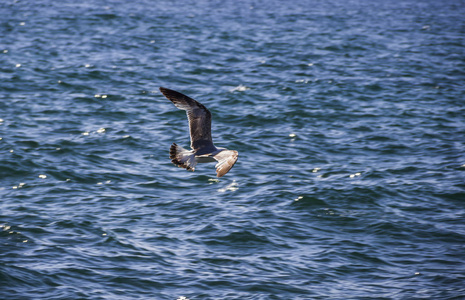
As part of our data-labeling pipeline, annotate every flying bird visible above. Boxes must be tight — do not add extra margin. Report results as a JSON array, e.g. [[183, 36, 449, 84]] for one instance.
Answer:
[[160, 87, 238, 177]]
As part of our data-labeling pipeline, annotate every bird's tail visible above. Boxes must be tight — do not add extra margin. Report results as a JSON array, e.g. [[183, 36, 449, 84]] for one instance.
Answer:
[[169, 143, 197, 171]]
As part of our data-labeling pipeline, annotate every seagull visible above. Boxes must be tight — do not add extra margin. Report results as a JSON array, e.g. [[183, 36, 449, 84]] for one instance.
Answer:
[[160, 87, 238, 177]]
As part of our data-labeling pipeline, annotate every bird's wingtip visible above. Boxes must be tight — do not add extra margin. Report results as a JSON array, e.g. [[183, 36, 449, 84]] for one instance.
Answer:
[[214, 150, 238, 178]]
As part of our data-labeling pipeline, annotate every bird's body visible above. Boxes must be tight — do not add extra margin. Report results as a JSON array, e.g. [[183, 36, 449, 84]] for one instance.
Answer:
[[160, 87, 238, 177]]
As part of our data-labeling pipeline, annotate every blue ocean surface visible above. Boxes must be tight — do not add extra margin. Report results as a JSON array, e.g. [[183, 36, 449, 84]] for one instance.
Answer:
[[1, 0, 465, 299]]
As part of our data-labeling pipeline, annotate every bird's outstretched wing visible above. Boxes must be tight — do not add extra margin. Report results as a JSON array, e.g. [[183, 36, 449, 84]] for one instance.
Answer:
[[213, 150, 238, 177], [160, 87, 214, 152]]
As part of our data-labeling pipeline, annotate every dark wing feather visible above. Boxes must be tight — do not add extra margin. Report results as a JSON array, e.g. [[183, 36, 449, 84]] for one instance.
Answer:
[[160, 87, 213, 151]]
